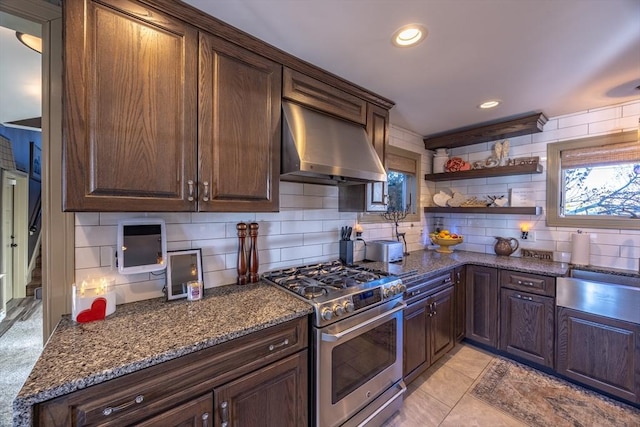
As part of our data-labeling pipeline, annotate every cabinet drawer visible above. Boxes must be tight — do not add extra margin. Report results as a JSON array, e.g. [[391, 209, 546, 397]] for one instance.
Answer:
[[283, 67, 367, 125], [403, 273, 452, 305], [500, 270, 555, 296]]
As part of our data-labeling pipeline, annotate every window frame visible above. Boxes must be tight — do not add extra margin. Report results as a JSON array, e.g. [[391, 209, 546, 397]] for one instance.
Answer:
[[360, 145, 421, 224], [546, 130, 640, 230]]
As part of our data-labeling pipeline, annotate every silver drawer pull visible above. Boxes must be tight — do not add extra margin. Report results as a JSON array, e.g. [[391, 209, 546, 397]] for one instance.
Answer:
[[220, 401, 229, 427], [102, 394, 144, 416], [409, 290, 421, 297], [517, 280, 535, 286], [202, 412, 209, 427], [515, 294, 533, 301], [187, 179, 195, 202], [202, 181, 210, 202], [269, 338, 289, 351]]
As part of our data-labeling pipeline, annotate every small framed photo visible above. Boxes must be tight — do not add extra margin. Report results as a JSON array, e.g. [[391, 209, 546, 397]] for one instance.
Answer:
[[30, 141, 41, 182], [165, 249, 203, 301]]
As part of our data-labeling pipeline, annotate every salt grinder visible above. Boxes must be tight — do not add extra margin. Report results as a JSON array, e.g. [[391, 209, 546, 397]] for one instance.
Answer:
[[248, 222, 259, 283], [236, 223, 248, 285]]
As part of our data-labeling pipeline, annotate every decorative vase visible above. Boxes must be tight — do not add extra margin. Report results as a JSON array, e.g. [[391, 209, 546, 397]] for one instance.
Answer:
[[433, 148, 449, 173]]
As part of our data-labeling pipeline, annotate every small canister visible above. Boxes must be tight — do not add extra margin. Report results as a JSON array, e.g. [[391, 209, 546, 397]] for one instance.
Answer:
[[186, 280, 203, 301]]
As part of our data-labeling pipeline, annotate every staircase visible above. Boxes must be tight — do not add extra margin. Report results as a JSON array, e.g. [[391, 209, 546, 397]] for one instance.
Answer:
[[26, 246, 42, 299]]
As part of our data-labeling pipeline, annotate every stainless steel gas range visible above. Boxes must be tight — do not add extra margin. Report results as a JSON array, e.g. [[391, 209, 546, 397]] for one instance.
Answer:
[[263, 261, 407, 427]]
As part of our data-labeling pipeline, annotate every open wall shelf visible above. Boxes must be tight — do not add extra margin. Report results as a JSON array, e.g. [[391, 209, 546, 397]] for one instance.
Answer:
[[424, 206, 542, 215], [424, 162, 543, 182]]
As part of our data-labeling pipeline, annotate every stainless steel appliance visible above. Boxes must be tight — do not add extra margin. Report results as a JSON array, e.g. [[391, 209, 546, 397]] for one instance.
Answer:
[[365, 240, 404, 263], [263, 261, 407, 427]]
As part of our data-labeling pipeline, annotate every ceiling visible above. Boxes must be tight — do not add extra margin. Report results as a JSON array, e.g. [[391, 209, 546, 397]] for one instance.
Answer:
[[184, 0, 640, 136], [1, 1, 638, 136]]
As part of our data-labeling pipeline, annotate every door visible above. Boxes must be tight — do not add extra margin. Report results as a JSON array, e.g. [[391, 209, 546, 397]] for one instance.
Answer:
[[1, 171, 28, 312], [198, 33, 281, 212], [429, 286, 455, 363], [403, 297, 428, 382], [214, 351, 308, 427], [63, 0, 198, 211], [465, 265, 498, 347]]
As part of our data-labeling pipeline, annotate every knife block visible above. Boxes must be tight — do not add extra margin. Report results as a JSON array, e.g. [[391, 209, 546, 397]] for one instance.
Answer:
[[339, 240, 354, 265]]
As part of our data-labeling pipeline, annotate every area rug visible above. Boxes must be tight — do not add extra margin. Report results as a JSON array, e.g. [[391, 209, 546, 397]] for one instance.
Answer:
[[471, 357, 640, 427]]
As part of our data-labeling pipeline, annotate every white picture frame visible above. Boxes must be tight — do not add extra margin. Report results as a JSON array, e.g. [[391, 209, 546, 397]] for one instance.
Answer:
[[165, 249, 203, 301], [510, 188, 536, 207]]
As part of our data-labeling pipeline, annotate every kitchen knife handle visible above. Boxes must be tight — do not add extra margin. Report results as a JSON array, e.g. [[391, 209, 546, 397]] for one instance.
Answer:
[[187, 180, 195, 202]]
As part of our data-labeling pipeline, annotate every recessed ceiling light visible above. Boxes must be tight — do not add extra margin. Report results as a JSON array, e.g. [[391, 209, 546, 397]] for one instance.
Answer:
[[392, 24, 427, 48], [479, 100, 501, 109], [15, 32, 42, 54]]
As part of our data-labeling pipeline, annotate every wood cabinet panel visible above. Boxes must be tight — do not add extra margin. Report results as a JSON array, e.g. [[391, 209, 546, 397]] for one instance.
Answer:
[[557, 307, 639, 403], [499, 270, 555, 297], [465, 265, 498, 348], [63, 0, 197, 211], [134, 393, 213, 427], [283, 67, 367, 125], [403, 298, 429, 382], [214, 351, 308, 427], [430, 286, 455, 362], [199, 33, 281, 212], [499, 288, 554, 368], [453, 267, 466, 341]]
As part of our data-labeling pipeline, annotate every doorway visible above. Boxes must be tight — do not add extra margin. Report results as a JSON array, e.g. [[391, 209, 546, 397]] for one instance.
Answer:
[[1, 171, 28, 316]]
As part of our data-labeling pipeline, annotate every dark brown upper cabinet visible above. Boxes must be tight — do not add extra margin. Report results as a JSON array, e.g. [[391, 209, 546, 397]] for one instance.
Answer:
[[63, 0, 198, 211]]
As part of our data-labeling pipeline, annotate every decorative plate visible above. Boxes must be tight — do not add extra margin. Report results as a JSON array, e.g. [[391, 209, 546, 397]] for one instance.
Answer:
[[433, 192, 451, 207], [447, 192, 466, 207]]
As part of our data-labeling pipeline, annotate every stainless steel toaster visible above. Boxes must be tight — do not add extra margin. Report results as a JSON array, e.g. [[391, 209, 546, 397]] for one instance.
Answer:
[[365, 240, 403, 263]]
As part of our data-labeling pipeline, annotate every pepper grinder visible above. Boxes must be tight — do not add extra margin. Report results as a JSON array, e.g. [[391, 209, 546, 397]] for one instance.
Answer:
[[236, 223, 248, 285], [248, 222, 259, 283]]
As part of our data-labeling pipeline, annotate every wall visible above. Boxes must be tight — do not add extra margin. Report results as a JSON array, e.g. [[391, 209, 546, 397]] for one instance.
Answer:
[[74, 125, 429, 305], [429, 99, 640, 271], [74, 99, 640, 306]]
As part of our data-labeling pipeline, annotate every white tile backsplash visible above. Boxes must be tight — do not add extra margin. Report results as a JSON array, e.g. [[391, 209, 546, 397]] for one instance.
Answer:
[[74, 100, 640, 305]]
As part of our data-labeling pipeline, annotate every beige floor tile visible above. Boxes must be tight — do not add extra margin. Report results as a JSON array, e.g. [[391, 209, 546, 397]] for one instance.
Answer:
[[381, 384, 452, 427], [440, 343, 495, 380], [439, 394, 529, 427], [415, 363, 475, 408]]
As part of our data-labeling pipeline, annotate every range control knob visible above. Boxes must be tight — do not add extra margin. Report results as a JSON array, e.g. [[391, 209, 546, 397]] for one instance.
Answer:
[[383, 287, 393, 298], [333, 304, 345, 317], [343, 300, 355, 313], [390, 285, 398, 294], [397, 284, 407, 294], [321, 307, 333, 321]]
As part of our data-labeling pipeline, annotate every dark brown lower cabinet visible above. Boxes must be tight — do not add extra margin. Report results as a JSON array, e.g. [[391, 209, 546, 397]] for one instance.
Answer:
[[135, 393, 213, 427], [556, 307, 640, 404], [453, 266, 466, 341], [403, 286, 455, 384], [499, 288, 554, 368], [465, 265, 498, 348], [214, 351, 307, 426]]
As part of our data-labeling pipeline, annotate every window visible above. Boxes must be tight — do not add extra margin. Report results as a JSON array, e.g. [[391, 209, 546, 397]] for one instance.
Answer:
[[546, 130, 640, 229], [360, 146, 420, 223]]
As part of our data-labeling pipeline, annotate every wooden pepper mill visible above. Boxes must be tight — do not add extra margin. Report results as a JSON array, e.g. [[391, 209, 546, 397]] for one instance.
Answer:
[[248, 222, 259, 283], [236, 223, 248, 285]]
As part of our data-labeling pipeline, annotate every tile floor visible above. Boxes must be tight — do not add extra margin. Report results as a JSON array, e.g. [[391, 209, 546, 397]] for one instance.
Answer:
[[383, 343, 536, 427]]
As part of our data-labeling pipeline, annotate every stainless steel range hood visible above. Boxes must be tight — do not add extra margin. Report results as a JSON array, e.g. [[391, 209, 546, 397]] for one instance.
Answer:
[[281, 101, 387, 186]]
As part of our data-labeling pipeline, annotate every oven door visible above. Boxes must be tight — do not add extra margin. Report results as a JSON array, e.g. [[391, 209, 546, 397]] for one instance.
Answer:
[[315, 298, 405, 427]]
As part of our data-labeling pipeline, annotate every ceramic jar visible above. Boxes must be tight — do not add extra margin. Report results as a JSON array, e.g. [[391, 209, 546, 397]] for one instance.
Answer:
[[433, 148, 449, 173]]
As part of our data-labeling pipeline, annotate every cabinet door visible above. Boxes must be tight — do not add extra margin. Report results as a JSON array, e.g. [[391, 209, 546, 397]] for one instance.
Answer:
[[199, 33, 281, 212], [365, 104, 389, 212], [429, 286, 455, 363], [403, 298, 429, 383], [499, 289, 554, 368], [465, 265, 498, 347], [214, 351, 308, 427], [453, 267, 466, 341], [63, 0, 198, 211], [557, 307, 640, 403], [134, 393, 213, 427]]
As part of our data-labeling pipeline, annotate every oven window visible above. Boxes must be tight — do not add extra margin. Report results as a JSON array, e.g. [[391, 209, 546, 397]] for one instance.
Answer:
[[331, 319, 397, 403]]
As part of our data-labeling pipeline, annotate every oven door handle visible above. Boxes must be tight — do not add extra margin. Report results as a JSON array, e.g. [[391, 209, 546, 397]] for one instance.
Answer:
[[321, 302, 406, 342]]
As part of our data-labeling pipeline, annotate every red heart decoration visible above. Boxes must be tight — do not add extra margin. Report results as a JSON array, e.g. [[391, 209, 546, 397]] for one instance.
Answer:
[[76, 297, 107, 323]]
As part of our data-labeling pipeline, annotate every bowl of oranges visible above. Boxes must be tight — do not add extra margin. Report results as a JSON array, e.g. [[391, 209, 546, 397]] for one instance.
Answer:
[[429, 230, 463, 253]]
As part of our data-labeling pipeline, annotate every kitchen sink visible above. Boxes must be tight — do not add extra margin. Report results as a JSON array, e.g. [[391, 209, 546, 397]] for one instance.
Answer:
[[557, 269, 640, 324]]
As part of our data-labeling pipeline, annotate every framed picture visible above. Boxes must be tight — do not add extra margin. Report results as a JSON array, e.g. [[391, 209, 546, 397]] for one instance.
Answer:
[[30, 141, 41, 181], [165, 249, 203, 301]]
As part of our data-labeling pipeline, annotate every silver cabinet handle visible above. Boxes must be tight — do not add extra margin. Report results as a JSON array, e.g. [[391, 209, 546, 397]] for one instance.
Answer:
[[517, 280, 534, 287], [220, 401, 228, 427], [269, 338, 289, 351], [102, 394, 144, 416], [409, 289, 421, 297], [202, 181, 210, 202], [515, 294, 533, 301], [202, 412, 209, 427], [187, 179, 195, 202]]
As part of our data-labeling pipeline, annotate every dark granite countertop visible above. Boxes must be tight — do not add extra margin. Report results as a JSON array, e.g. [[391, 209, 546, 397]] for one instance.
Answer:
[[360, 249, 571, 279], [13, 283, 312, 427]]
